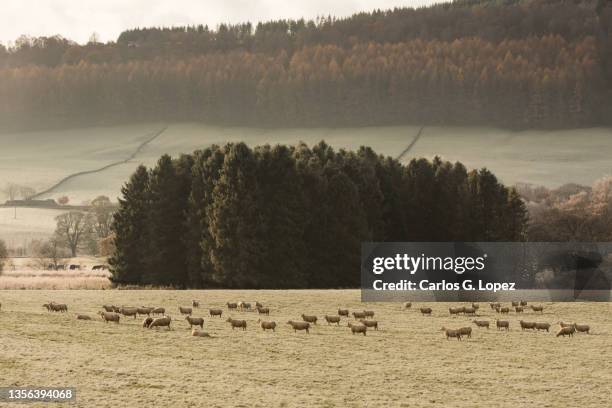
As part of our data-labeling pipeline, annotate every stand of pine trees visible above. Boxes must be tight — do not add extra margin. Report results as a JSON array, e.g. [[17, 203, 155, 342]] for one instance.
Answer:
[[109, 142, 527, 288]]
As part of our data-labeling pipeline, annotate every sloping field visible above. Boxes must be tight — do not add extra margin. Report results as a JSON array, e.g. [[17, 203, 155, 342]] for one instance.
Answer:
[[0, 290, 610, 407], [0, 207, 66, 245]]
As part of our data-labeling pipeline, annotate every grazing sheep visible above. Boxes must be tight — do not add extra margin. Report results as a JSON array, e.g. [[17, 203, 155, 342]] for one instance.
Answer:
[[136, 307, 154, 316], [519, 320, 537, 331], [209, 308, 223, 318], [352, 311, 366, 319], [142, 317, 154, 328], [558, 321, 574, 328], [363, 310, 375, 318], [520, 300, 528, 307], [471, 303, 479, 310], [151, 307, 165, 316], [98, 311, 120, 324], [256, 306, 270, 315], [347, 322, 367, 336], [179, 306, 192, 315], [556, 326, 575, 337], [472, 320, 490, 329], [226, 302, 238, 310], [287, 320, 310, 334], [191, 329, 211, 337], [530, 305, 544, 313], [102, 305, 116, 312], [511, 301, 519, 307], [534, 322, 551, 332], [255, 301, 263, 308], [515, 306, 524, 313], [463, 307, 476, 316], [226, 317, 247, 330], [49, 303, 68, 312], [496, 320, 510, 331], [404, 302, 412, 309], [338, 309, 349, 316], [43, 303, 51, 311], [449, 307, 462, 315], [258, 319, 276, 332], [238, 302, 251, 311], [440, 327, 461, 341], [499, 307, 510, 314], [573, 323, 590, 334], [457, 327, 472, 338], [149, 316, 172, 330], [359, 319, 379, 330], [420, 307, 432, 316], [192, 300, 200, 308], [302, 314, 318, 324], [325, 315, 341, 325], [119, 307, 138, 319], [76, 314, 91, 320], [185, 316, 204, 329]]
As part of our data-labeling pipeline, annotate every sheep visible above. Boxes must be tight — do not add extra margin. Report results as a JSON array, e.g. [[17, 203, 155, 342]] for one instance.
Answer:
[[142, 317, 154, 328], [149, 316, 172, 330], [338, 309, 349, 316], [98, 311, 120, 324], [287, 320, 310, 334], [226, 317, 247, 330], [489, 302, 501, 310], [191, 329, 211, 337], [119, 307, 138, 319], [515, 306, 524, 313], [520, 300, 528, 307], [420, 307, 432, 316], [301, 314, 318, 324], [258, 319, 276, 332], [404, 302, 412, 309], [347, 322, 367, 336], [471, 303, 480, 310], [519, 320, 537, 331], [76, 314, 91, 320], [179, 306, 192, 315], [359, 319, 379, 330], [556, 326, 575, 337], [511, 301, 519, 307], [226, 302, 238, 310], [573, 323, 590, 334], [255, 301, 263, 308], [102, 305, 116, 313], [185, 316, 204, 329], [136, 307, 154, 316], [352, 311, 366, 319], [49, 303, 68, 312], [440, 327, 462, 341], [534, 322, 551, 332], [238, 302, 251, 311], [363, 310, 375, 318], [530, 305, 544, 313], [499, 307, 510, 314], [463, 307, 476, 316], [449, 307, 462, 316], [457, 327, 472, 338], [558, 321, 574, 328], [192, 300, 200, 308], [324, 315, 341, 325], [496, 320, 510, 331], [472, 320, 490, 329], [209, 308, 223, 318], [151, 307, 165, 315], [256, 306, 270, 315], [43, 303, 51, 311]]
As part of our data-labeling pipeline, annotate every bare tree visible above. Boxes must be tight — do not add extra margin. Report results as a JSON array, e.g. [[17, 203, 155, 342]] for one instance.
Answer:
[[0, 239, 7, 273], [90, 195, 114, 239], [32, 236, 67, 269], [55, 211, 92, 257]]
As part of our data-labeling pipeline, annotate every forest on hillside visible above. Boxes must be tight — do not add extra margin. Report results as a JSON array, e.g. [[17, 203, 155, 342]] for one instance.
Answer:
[[0, 0, 611, 130], [109, 142, 527, 288]]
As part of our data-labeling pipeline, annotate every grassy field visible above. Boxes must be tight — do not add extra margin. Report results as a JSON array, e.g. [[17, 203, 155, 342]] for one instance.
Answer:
[[0, 290, 610, 407]]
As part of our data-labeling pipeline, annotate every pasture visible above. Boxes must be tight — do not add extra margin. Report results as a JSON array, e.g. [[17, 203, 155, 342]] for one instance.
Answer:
[[0, 290, 610, 407]]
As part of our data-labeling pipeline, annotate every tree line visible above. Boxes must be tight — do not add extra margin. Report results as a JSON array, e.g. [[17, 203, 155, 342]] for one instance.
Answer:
[[0, 0, 611, 130], [109, 142, 527, 288]]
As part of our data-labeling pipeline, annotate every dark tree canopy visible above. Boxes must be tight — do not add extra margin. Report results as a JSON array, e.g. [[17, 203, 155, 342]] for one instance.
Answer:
[[109, 141, 527, 288]]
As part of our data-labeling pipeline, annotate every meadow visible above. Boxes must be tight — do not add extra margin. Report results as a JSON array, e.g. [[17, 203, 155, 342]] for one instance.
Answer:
[[0, 290, 610, 407]]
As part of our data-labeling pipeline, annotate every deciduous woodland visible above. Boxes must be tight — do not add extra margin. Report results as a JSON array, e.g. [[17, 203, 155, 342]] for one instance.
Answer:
[[1, 0, 611, 129], [109, 142, 527, 288]]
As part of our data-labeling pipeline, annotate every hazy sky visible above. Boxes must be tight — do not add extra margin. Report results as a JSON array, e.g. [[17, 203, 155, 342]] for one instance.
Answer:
[[1, 0, 441, 45]]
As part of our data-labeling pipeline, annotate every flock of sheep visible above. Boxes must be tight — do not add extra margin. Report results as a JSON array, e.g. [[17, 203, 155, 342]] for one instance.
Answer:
[[409, 301, 591, 340], [2, 298, 591, 340]]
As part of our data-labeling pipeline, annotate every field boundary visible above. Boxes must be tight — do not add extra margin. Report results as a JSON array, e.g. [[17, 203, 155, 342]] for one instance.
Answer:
[[396, 126, 425, 161], [31, 126, 167, 199]]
